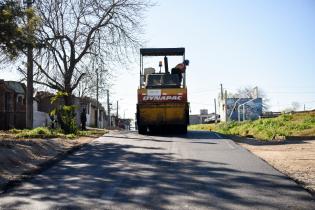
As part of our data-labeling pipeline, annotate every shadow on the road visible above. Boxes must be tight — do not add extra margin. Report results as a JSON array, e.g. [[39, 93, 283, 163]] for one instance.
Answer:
[[1, 138, 314, 209], [103, 135, 173, 143], [186, 131, 222, 140], [139, 130, 223, 140], [286, 136, 315, 141], [104, 131, 222, 144], [190, 141, 217, 145]]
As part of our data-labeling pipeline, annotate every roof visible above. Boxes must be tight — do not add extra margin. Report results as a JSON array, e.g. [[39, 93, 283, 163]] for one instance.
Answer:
[[140, 48, 185, 56], [5, 81, 25, 94], [79, 96, 105, 111]]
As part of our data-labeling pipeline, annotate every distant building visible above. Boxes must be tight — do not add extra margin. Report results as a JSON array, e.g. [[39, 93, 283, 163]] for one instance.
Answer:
[[200, 109, 208, 115], [0, 80, 26, 129], [189, 109, 220, 125], [118, 118, 132, 130], [218, 87, 263, 122], [0, 81, 108, 130], [77, 96, 107, 128], [0, 80, 55, 130]]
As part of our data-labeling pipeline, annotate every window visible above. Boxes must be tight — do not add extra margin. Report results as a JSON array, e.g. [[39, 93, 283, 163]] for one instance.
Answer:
[[17, 96, 23, 104], [146, 74, 181, 88]]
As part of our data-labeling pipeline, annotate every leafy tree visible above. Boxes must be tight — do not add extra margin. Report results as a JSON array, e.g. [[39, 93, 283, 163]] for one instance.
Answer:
[[0, 0, 39, 59]]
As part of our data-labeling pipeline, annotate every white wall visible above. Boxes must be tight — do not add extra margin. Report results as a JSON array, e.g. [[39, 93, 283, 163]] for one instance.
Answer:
[[33, 111, 51, 128], [33, 100, 38, 111], [31, 100, 51, 128]]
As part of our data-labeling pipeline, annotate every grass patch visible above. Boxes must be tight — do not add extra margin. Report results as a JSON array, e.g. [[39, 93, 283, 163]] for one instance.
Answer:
[[189, 112, 315, 141], [8, 127, 108, 139], [13, 127, 60, 139], [78, 129, 107, 137]]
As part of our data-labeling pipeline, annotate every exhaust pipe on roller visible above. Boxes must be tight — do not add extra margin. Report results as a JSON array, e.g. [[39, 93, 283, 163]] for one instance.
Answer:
[[164, 56, 169, 74]]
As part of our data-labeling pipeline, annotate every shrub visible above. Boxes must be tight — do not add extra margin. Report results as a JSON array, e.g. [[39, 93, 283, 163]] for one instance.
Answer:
[[303, 116, 315, 124], [55, 105, 78, 134], [50, 91, 78, 134], [279, 114, 293, 121]]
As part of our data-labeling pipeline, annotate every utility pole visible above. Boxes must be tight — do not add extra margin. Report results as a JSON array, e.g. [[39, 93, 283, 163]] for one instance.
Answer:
[[214, 98, 217, 124], [116, 100, 119, 118], [116, 100, 119, 127], [95, 31, 101, 128], [26, 0, 34, 129], [238, 106, 241, 122], [243, 104, 246, 121], [224, 90, 228, 122], [96, 68, 99, 128], [107, 90, 110, 128]]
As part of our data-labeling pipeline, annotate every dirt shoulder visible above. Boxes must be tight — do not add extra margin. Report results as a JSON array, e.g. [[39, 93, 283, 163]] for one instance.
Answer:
[[229, 135, 315, 195], [0, 134, 99, 192]]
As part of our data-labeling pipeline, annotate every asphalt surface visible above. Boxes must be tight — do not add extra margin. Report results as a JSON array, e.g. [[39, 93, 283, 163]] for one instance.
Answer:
[[0, 131, 314, 210]]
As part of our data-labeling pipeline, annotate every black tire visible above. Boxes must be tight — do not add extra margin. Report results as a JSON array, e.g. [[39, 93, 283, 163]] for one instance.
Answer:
[[138, 126, 147, 134], [171, 125, 186, 134], [181, 125, 188, 134]]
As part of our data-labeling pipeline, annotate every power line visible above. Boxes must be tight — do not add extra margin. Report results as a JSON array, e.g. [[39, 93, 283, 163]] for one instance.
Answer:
[[267, 91, 315, 94]]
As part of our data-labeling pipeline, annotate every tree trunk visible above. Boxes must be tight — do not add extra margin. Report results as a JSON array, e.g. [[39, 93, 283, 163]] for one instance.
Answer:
[[64, 76, 73, 105], [63, 93, 73, 106]]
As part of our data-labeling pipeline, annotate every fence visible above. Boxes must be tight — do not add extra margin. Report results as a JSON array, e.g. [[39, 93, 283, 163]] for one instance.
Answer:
[[0, 112, 26, 130]]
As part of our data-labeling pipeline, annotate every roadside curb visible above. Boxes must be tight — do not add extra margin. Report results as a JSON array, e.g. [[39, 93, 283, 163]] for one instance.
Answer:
[[0, 140, 91, 195]]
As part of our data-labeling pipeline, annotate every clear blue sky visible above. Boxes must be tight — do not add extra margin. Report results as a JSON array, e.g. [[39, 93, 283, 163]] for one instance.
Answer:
[[113, 0, 315, 118], [1, 0, 314, 119]]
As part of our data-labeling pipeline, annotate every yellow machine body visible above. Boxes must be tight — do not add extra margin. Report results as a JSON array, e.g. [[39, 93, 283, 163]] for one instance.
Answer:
[[137, 88, 189, 132]]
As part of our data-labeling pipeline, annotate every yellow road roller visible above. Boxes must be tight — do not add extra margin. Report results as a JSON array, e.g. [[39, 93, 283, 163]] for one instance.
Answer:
[[136, 48, 190, 134]]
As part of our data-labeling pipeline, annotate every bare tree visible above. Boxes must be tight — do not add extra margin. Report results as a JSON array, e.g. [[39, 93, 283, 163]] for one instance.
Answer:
[[19, 0, 150, 105], [291, 101, 300, 111], [75, 62, 113, 99], [283, 101, 300, 113], [228, 86, 270, 111]]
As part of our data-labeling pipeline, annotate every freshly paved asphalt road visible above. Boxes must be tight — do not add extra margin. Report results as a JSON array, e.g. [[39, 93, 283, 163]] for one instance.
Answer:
[[0, 131, 314, 210]]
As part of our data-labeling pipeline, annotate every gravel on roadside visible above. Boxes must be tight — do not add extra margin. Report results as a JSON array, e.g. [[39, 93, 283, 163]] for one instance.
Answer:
[[0, 136, 95, 193]]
